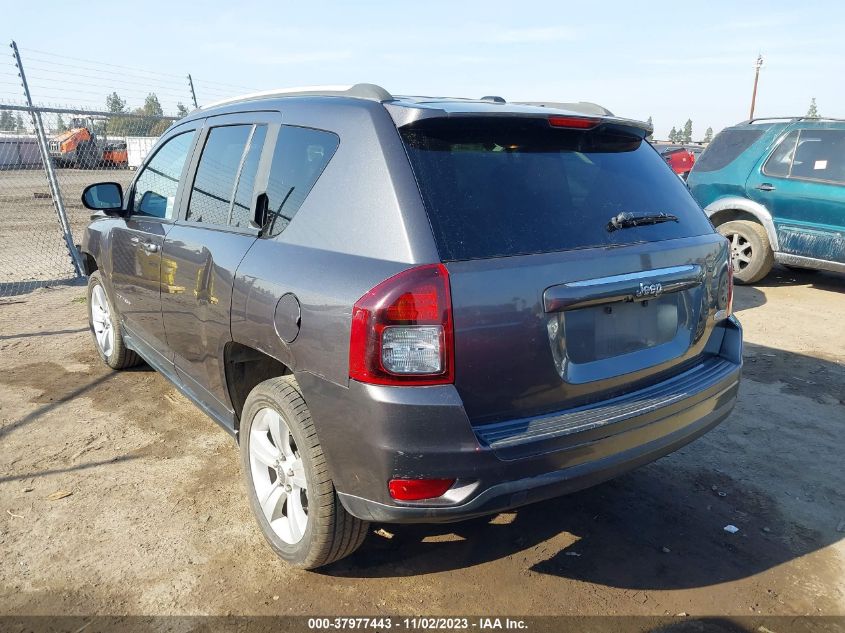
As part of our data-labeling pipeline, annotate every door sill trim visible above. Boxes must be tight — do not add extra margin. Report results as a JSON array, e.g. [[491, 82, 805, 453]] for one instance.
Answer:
[[774, 252, 845, 273]]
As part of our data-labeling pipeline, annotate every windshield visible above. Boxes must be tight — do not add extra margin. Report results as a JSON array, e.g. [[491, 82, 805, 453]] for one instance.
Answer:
[[400, 119, 713, 261]]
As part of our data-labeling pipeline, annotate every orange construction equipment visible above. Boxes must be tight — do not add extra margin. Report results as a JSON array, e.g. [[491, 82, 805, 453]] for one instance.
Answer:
[[48, 117, 127, 168]]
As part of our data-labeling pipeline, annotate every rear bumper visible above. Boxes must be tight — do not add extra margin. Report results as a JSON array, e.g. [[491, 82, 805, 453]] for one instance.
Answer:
[[297, 316, 742, 524]]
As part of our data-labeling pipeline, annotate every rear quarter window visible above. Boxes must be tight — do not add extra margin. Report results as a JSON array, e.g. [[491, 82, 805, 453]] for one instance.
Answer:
[[263, 126, 339, 238], [694, 128, 764, 172]]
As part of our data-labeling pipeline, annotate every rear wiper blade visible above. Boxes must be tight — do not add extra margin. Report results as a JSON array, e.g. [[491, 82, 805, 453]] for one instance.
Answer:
[[607, 211, 679, 232]]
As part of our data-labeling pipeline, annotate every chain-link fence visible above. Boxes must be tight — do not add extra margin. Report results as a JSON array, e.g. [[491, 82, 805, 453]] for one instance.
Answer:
[[0, 40, 253, 297], [0, 106, 176, 296]]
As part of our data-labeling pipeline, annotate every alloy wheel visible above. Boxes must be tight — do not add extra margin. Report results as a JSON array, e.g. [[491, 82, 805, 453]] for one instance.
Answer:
[[727, 231, 754, 274], [249, 407, 309, 544], [90, 284, 114, 358]]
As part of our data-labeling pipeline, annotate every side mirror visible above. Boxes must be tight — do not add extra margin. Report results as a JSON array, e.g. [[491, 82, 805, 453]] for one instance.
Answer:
[[82, 182, 123, 215]]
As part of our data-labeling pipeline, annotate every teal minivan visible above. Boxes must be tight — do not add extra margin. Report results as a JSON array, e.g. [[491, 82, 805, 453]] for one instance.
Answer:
[[687, 118, 845, 283]]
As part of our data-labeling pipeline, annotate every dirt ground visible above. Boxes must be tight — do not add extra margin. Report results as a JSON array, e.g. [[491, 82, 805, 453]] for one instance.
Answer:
[[0, 266, 843, 619]]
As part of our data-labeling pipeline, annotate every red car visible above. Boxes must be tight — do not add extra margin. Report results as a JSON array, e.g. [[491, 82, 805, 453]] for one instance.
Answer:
[[655, 145, 696, 178]]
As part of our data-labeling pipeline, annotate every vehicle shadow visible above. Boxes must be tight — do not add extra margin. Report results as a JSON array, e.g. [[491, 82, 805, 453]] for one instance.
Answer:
[[324, 342, 844, 590], [0, 360, 153, 441], [731, 284, 766, 312], [760, 265, 845, 293]]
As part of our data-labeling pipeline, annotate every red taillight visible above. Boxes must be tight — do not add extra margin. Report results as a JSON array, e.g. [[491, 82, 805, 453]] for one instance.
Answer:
[[349, 264, 454, 386], [389, 478, 456, 501], [548, 115, 600, 129]]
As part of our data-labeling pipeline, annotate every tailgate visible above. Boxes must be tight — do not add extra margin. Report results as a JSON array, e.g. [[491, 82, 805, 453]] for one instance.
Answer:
[[447, 234, 730, 424]]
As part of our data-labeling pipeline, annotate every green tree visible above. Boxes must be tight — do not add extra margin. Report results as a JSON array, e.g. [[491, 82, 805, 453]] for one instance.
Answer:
[[668, 126, 678, 142], [105, 92, 132, 136], [703, 126, 714, 143], [0, 110, 14, 131], [176, 102, 189, 118], [646, 116, 654, 141], [56, 114, 68, 132], [142, 93, 163, 117], [107, 92, 168, 137], [806, 97, 819, 119], [106, 91, 127, 113], [682, 119, 693, 143], [14, 113, 25, 133]]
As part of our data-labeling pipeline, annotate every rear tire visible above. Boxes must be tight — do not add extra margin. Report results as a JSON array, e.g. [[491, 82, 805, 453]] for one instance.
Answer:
[[240, 376, 369, 569], [716, 220, 774, 284], [87, 271, 141, 369]]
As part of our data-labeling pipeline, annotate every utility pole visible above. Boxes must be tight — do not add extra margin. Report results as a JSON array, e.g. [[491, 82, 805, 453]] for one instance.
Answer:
[[187, 74, 198, 109], [749, 54, 763, 120]]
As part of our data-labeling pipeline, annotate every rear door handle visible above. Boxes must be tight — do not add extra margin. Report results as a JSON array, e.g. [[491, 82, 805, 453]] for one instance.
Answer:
[[755, 183, 776, 191]]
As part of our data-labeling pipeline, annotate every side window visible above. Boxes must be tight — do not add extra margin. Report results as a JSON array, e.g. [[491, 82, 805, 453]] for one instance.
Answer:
[[186, 124, 263, 226], [230, 126, 267, 228], [264, 126, 339, 238], [789, 129, 845, 184], [132, 130, 196, 218], [763, 130, 799, 178], [694, 128, 764, 172]]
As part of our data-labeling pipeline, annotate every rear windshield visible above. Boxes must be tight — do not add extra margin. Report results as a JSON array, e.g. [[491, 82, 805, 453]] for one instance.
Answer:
[[400, 119, 713, 261], [694, 128, 764, 172]]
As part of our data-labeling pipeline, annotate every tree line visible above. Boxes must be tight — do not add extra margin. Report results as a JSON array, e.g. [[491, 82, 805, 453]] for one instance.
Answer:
[[1, 92, 190, 136], [0, 111, 26, 133], [645, 116, 713, 144], [648, 98, 822, 146]]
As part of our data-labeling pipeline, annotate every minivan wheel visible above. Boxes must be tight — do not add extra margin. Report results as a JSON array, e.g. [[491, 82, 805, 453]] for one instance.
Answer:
[[240, 376, 369, 569], [87, 271, 141, 369], [717, 220, 774, 284]]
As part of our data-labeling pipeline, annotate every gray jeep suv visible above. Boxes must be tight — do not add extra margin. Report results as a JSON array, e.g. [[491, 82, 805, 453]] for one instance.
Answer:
[[80, 84, 742, 569]]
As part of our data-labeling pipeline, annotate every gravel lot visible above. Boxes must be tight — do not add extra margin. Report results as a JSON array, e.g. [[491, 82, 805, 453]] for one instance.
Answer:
[[0, 267, 843, 619]]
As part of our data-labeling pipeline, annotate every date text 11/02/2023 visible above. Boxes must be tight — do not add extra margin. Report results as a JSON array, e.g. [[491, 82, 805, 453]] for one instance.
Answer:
[[307, 617, 529, 630]]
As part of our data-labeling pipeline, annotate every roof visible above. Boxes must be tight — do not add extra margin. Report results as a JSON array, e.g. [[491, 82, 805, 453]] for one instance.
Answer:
[[737, 116, 845, 126], [192, 83, 651, 135]]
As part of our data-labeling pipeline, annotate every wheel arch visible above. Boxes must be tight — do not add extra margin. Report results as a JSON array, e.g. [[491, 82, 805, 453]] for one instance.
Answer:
[[704, 196, 780, 251], [224, 342, 293, 432], [80, 250, 98, 276]]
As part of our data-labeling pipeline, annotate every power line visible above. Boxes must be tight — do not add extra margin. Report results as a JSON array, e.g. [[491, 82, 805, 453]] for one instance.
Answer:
[[19, 46, 256, 92]]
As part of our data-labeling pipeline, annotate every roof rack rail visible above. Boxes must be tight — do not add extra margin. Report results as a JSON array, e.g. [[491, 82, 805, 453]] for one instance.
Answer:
[[515, 101, 614, 117], [201, 83, 393, 109], [745, 116, 845, 124]]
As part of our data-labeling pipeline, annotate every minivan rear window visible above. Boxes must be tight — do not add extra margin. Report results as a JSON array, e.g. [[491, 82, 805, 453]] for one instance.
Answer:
[[694, 128, 764, 172], [400, 118, 713, 261]]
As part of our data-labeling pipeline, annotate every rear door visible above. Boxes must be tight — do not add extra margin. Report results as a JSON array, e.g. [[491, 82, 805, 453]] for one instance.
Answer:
[[747, 127, 845, 261], [161, 112, 277, 420], [110, 126, 199, 362], [400, 117, 730, 425]]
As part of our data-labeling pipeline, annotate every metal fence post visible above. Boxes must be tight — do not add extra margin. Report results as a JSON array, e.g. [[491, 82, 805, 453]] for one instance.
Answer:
[[10, 41, 84, 278], [187, 74, 199, 109]]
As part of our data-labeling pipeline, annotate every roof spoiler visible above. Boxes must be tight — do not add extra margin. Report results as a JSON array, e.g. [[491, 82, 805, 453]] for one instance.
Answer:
[[515, 101, 615, 117]]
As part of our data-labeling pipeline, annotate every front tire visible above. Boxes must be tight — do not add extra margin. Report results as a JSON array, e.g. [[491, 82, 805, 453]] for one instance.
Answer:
[[87, 271, 141, 369], [240, 376, 369, 569], [717, 220, 774, 284]]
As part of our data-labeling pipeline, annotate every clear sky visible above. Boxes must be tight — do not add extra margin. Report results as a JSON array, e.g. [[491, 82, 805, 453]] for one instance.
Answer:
[[2, 0, 843, 139]]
